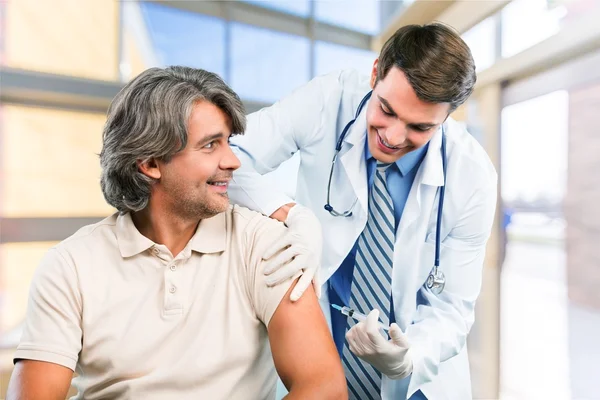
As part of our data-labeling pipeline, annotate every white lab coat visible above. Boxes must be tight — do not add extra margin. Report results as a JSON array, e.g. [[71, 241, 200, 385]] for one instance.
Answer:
[[229, 69, 497, 400]]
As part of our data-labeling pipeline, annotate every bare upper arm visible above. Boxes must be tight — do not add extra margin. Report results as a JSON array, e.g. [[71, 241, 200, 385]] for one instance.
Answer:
[[7, 360, 73, 400], [268, 281, 347, 399]]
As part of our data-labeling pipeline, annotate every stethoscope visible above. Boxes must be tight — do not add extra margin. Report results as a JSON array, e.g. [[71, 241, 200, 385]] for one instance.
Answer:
[[324, 91, 447, 295]]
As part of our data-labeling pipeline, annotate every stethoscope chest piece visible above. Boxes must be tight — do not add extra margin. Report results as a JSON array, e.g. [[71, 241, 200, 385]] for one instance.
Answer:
[[426, 266, 446, 295]]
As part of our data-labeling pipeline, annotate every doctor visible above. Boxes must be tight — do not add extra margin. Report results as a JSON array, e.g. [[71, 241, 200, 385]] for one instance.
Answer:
[[229, 23, 497, 400]]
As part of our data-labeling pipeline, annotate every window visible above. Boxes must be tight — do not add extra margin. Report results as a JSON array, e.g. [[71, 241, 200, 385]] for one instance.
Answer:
[[501, 91, 568, 204], [380, 1, 411, 30], [315, 41, 376, 77], [243, 0, 310, 17], [501, 0, 567, 58], [2, 105, 113, 217], [315, 0, 380, 34], [462, 16, 497, 72], [230, 24, 310, 103], [4, 0, 119, 80], [121, 1, 161, 80], [141, 2, 226, 78]]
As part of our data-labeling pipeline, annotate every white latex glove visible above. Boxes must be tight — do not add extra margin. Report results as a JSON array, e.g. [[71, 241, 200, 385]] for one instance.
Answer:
[[346, 309, 413, 380], [262, 204, 322, 302]]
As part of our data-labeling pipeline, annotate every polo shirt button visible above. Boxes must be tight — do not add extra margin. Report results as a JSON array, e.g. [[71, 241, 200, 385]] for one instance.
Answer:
[[169, 286, 176, 294], [152, 248, 159, 255], [170, 265, 176, 271]]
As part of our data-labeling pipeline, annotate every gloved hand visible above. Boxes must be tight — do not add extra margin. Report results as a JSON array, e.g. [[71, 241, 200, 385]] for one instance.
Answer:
[[262, 204, 322, 302], [346, 309, 413, 380]]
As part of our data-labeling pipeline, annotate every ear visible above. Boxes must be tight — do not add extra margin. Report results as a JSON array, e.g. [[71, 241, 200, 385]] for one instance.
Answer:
[[370, 59, 379, 89], [137, 158, 161, 180]]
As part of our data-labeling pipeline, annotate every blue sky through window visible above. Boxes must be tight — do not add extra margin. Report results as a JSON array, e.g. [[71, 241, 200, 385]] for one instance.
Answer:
[[139, 1, 381, 103], [242, 0, 310, 17], [230, 23, 310, 103], [315, 41, 376, 77], [140, 2, 226, 78], [315, 0, 380, 34]]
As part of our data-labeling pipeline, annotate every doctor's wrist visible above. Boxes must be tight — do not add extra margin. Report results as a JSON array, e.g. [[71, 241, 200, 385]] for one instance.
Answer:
[[270, 202, 296, 223]]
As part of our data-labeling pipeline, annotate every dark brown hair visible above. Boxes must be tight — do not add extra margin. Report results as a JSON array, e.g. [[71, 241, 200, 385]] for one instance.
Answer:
[[376, 22, 476, 112]]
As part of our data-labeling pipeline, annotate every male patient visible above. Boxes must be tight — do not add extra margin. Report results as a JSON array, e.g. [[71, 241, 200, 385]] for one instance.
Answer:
[[7, 66, 347, 400]]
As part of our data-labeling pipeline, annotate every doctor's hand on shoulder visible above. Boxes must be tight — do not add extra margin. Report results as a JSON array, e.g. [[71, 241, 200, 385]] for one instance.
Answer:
[[347, 309, 413, 380], [262, 203, 323, 302]]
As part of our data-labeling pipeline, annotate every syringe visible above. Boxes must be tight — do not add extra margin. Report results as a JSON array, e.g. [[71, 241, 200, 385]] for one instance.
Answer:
[[331, 304, 389, 331]]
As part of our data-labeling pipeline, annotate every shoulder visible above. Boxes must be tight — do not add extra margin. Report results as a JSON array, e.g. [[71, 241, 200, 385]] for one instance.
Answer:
[[53, 214, 119, 260], [304, 69, 371, 105], [321, 69, 371, 101], [444, 118, 498, 189], [29, 216, 118, 294], [230, 205, 287, 243]]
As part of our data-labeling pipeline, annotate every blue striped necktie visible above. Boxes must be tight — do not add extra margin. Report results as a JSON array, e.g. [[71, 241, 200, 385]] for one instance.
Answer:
[[343, 161, 395, 400]]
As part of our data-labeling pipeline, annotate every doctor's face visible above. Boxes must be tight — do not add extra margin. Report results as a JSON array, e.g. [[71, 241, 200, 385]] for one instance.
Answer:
[[366, 62, 450, 164]]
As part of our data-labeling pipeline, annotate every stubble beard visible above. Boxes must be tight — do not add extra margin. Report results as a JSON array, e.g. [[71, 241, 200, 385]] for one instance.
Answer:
[[165, 177, 230, 221]]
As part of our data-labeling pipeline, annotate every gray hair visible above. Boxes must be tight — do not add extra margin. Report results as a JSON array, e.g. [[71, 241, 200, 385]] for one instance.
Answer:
[[100, 66, 246, 213]]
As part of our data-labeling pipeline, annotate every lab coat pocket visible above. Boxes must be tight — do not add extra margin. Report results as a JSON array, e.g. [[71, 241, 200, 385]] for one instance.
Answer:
[[418, 233, 438, 284], [425, 231, 475, 251]]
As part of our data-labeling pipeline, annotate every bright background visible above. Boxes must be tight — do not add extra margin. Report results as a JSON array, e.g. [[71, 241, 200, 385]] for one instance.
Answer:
[[2, 1, 600, 399]]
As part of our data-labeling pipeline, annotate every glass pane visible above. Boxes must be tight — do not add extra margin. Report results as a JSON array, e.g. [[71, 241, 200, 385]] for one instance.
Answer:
[[499, 91, 569, 400], [1, 105, 114, 217], [141, 2, 226, 78], [501, 0, 567, 58], [231, 24, 310, 103], [462, 16, 497, 72], [4, 0, 119, 80], [561, 0, 600, 22], [315, 41, 376, 77], [243, 0, 310, 16], [120, 1, 162, 80], [380, 1, 410, 30], [501, 91, 568, 204], [315, 0, 380, 34]]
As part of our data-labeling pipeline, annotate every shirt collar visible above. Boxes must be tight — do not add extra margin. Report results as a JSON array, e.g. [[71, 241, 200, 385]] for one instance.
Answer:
[[116, 213, 154, 258], [188, 211, 227, 254], [365, 139, 429, 177], [117, 211, 227, 258]]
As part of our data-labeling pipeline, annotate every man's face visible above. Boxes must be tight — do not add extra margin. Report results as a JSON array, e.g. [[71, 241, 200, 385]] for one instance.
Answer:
[[156, 101, 241, 220], [365, 62, 450, 163]]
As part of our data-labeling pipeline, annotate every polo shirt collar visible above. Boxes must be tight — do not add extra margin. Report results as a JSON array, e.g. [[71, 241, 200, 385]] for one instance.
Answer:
[[188, 211, 227, 254], [117, 211, 227, 258]]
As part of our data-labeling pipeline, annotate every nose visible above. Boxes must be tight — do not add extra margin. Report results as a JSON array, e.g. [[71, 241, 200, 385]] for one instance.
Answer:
[[383, 121, 408, 147], [221, 144, 241, 171]]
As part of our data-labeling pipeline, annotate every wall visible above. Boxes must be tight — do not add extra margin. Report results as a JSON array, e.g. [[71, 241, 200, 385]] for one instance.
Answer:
[[565, 81, 600, 310]]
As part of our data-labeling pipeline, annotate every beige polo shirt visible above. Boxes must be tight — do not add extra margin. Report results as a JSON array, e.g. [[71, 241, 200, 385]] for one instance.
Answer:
[[15, 205, 299, 400]]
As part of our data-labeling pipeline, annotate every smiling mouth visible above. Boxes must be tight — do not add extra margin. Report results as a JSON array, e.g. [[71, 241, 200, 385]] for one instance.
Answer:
[[377, 132, 405, 150], [207, 176, 231, 187]]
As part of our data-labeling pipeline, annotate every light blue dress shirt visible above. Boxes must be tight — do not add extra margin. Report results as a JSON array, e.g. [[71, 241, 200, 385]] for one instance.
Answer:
[[365, 142, 429, 230], [327, 139, 430, 400], [329, 138, 429, 324]]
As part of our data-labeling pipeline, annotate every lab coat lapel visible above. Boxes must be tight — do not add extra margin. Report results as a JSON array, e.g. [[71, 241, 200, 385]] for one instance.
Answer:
[[339, 106, 369, 218], [392, 128, 445, 329], [396, 128, 445, 233]]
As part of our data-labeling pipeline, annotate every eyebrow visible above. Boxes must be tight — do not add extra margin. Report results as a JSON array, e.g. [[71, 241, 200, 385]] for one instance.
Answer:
[[377, 95, 437, 129], [195, 132, 229, 148]]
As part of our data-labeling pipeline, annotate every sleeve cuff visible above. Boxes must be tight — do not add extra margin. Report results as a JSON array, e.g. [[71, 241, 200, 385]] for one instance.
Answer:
[[14, 346, 77, 371], [406, 343, 432, 398], [261, 195, 295, 219]]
